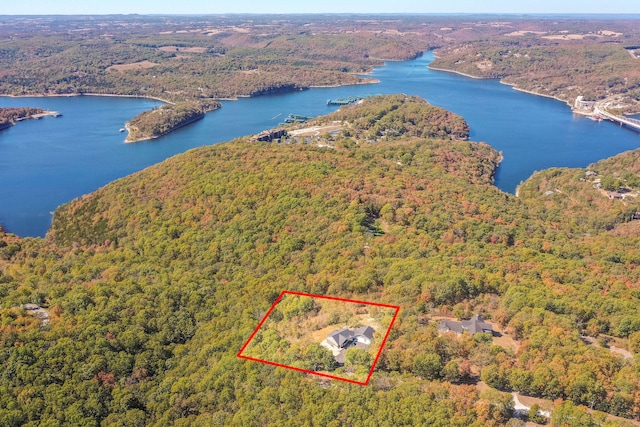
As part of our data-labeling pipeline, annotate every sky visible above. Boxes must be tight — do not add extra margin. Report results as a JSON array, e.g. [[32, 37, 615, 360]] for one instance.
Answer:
[[1, 0, 638, 15]]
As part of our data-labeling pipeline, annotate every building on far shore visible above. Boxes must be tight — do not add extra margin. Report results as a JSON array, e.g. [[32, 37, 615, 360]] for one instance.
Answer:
[[437, 314, 493, 335]]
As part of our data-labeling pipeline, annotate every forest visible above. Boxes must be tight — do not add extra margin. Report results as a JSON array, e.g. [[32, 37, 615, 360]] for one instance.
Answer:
[[1, 95, 640, 425]]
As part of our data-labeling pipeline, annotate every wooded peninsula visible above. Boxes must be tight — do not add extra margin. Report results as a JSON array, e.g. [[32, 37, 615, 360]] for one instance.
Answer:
[[0, 107, 59, 130], [124, 101, 219, 143], [2, 14, 640, 427]]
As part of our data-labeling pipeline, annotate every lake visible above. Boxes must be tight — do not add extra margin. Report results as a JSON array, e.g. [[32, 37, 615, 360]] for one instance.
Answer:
[[1, 51, 639, 237]]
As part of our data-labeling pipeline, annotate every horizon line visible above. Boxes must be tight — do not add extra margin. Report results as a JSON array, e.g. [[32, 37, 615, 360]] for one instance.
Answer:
[[2, 12, 640, 17]]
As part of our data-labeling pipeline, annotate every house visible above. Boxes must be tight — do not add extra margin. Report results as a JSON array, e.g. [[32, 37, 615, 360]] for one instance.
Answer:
[[325, 325, 376, 365], [607, 191, 624, 200], [354, 326, 374, 345], [326, 327, 354, 349], [437, 314, 493, 335], [326, 326, 375, 350]]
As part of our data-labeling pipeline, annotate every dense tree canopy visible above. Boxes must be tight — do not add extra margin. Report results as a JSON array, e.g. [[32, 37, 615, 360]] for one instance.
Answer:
[[125, 102, 219, 142], [1, 96, 640, 425]]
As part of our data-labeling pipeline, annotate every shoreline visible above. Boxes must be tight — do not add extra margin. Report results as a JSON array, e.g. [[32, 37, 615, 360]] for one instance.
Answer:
[[506, 84, 573, 108], [124, 112, 205, 143], [0, 92, 173, 105], [309, 78, 381, 89], [82, 93, 173, 105], [1, 73, 383, 108], [124, 122, 153, 143], [427, 64, 583, 112], [427, 65, 485, 80], [1, 77, 379, 142]]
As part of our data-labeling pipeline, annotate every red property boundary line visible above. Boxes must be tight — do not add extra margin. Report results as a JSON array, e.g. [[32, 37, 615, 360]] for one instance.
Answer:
[[237, 290, 400, 386]]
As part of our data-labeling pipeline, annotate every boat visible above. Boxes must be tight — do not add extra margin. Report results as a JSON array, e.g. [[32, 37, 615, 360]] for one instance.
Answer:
[[119, 128, 126, 132]]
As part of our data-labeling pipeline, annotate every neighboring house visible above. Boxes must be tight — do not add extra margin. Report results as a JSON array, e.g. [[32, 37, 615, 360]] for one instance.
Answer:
[[326, 325, 375, 350], [437, 314, 493, 335], [607, 191, 624, 200]]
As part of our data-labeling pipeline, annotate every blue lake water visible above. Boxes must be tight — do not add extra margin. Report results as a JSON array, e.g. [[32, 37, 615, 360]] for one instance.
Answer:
[[1, 51, 639, 237]]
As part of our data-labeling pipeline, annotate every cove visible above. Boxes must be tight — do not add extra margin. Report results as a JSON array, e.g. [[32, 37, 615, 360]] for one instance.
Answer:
[[1, 51, 639, 237]]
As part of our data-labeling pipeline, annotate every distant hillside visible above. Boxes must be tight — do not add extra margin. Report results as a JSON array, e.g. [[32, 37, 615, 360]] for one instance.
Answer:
[[1, 96, 640, 425], [518, 149, 640, 233]]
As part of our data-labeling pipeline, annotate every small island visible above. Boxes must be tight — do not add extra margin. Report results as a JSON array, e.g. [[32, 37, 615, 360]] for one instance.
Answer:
[[0, 107, 61, 131], [124, 101, 220, 143]]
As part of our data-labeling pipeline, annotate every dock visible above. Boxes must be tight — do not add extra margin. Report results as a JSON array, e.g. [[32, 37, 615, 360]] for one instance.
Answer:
[[283, 114, 311, 124], [326, 96, 368, 106], [31, 111, 61, 119]]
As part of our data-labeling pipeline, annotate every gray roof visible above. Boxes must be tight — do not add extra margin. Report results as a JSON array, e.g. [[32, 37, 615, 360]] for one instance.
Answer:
[[354, 325, 375, 340], [438, 314, 492, 335], [327, 325, 376, 348], [327, 327, 354, 348]]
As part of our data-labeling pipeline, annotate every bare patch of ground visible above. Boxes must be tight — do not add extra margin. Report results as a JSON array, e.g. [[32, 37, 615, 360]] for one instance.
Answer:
[[24, 304, 50, 326], [505, 30, 547, 36], [204, 26, 250, 36], [108, 60, 158, 72], [610, 344, 634, 359], [609, 220, 640, 236], [475, 60, 493, 71], [515, 393, 554, 413], [491, 328, 520, 352], [381, 29, 405, 36], [288, 123, 343, 137], [158, 46, 207, 53], [542, 34, 593, 40], [11, 304, 51, 326], [581, 335, 634, 360]]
